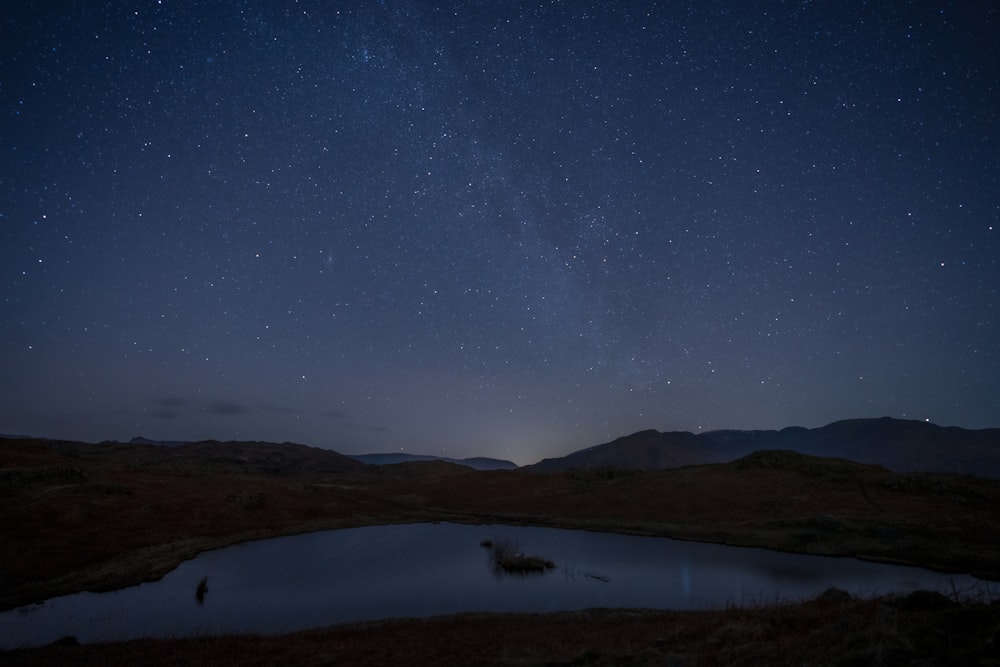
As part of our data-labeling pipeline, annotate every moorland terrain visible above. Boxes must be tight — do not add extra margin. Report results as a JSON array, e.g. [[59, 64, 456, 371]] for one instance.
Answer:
[[2, 424, 999, 665], [527, 417, 1000, 477]]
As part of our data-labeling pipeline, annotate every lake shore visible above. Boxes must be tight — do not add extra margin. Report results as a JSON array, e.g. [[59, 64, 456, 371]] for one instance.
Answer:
[[3, 438, 998, 611], [4, 589, 999, 666], [4, 438, 1000, 663], [2, 508, 996, 615]]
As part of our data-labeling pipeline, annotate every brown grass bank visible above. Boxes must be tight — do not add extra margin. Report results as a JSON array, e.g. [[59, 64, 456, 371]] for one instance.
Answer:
[[3, 589, 999, 666]]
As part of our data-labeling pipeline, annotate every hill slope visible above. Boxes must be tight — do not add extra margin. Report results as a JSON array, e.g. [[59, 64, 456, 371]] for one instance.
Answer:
[[350, 452, 517, 470], [528, 417, 1000, 478]]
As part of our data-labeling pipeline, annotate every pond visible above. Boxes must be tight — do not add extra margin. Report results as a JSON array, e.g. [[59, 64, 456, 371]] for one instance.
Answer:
[[0, 522, 982, 648]]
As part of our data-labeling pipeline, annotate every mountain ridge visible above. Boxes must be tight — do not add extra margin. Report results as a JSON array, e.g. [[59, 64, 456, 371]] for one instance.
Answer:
[[349, 452, 517, 470], [3, 416, 997, 477], [528, 417, 1000, 478]]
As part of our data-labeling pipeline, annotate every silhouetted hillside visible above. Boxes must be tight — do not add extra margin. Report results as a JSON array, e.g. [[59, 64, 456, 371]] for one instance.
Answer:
[[13, 437, 370, 477], [529, 429, 712, 472], [459, 456, 518, 470], [350, 452, 517, 470], [129, 436, 190, 447], [527, 418, 1000, 478], [168, 440, 369, 476]]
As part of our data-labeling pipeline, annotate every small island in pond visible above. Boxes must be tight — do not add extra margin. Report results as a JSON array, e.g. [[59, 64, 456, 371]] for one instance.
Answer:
[[481, 539, 555, 573]]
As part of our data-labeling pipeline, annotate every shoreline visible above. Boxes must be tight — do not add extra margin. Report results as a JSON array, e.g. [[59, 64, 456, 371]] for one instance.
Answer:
[[4, 588, 999, 665], [2, 510, 994, 614]]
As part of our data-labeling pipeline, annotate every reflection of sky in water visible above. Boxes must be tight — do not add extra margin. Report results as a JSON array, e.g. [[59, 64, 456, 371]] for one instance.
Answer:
[[0, 523, 983, 648]]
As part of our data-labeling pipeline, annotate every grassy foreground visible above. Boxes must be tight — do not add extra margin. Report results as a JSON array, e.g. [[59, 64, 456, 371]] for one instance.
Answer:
[[4, 589, 1000, 666]]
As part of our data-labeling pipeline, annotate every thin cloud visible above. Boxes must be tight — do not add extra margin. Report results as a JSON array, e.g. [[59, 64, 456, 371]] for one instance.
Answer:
[[205, 401, 250, 416], [148, 397, 295, 417]]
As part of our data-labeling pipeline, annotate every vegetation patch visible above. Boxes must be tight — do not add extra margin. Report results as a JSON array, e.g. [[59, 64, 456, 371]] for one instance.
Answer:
[[89, 483, 132, 496], [4, 589, 998, 666], [730, 449, 877, 482], [883, 472, 995, 504], [228, 491, 264, 509], [484, 539, 555, 573]]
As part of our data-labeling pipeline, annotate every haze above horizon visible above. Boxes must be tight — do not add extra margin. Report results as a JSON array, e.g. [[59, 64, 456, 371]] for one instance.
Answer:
[[3, 2, 997, 467]]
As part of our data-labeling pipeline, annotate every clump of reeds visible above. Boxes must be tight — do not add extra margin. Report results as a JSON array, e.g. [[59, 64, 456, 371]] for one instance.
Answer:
[[195, 576, 208, 604], [486, 539, 554, 573]]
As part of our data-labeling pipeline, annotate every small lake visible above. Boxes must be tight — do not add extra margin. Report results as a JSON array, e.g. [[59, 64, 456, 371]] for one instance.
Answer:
[[0, 522, 982, 648]]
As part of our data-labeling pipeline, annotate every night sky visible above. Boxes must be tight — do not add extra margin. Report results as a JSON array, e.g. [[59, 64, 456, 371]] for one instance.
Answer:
[[3, 2, 998, 465]]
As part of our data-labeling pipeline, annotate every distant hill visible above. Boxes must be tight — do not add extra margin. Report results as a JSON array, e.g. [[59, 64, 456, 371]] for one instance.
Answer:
[[351, 452, 517, 471], [528, 429, 711, 472], [20, 437, 370, 477], [527, 417, 1000, 478], [166, 440, 370, 476], [130, 436, 190, 447]]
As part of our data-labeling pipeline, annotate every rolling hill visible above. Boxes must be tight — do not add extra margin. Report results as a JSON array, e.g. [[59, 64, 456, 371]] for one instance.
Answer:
[[528, 417, 1000, 478], [350, 452, 517, 470]]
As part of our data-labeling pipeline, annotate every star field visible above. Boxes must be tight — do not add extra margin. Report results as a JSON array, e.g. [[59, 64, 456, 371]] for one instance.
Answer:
[[2, 1, 998, 464]]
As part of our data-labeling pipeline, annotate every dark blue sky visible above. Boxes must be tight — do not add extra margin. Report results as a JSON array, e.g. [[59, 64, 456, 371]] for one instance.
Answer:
[[3, 1, 998, 464]]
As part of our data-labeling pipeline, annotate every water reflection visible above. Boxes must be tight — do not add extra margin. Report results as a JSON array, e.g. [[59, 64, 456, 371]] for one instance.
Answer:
[[0, 522, 982, 648]]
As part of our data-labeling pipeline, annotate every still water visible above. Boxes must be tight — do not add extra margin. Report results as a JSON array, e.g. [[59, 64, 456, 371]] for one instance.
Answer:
[[0, 522, 981, 648]]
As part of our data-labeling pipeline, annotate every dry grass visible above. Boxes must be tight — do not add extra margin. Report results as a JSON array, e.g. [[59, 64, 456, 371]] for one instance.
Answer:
[[3, 589, 999, 666], [377, 457, 1000, 578]]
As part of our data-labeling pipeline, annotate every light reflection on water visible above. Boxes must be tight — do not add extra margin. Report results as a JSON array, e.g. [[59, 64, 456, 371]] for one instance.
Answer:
[[0, 522, 982, 648]]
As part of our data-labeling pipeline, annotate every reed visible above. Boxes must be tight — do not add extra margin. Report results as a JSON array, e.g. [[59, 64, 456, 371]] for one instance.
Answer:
[[487, 539, 554, 573], [195, 576, 208, 604]]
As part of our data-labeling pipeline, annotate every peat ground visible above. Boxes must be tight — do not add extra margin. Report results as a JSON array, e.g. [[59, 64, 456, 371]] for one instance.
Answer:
[[4, 590, 1000, 666]]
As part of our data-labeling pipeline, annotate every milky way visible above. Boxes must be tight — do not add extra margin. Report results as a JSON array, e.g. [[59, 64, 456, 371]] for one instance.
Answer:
[[3, 2, 998, 464]]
